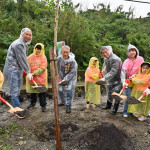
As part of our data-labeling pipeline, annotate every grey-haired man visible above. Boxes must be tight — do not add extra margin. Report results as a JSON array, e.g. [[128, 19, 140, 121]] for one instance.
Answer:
[[2, 28, 33, 108], [99, 46, 122, 114]]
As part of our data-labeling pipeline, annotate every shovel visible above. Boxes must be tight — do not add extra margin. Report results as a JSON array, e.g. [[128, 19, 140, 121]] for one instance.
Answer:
[[57, 76, 68, 86], [111, 84, 127, 100], [23, 72, 47, 92], [126, 92, 146, 104], [0, 96, 29, 119], [111, 79, 131, 100]]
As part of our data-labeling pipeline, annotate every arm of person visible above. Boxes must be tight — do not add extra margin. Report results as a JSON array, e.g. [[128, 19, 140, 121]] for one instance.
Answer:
[[33, 68, 45, 76], [104, 59, 121, 81], [14, 44, 30, 73], [33, 56, 47, 76], [85, 68, 99, 80]]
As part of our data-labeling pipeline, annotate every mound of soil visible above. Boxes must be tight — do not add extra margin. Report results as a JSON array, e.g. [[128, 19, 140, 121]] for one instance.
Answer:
[[75, 122, 136, 150]]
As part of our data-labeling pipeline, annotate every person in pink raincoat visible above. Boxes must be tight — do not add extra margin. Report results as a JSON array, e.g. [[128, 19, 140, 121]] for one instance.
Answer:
[[121, 44, 144, 117]]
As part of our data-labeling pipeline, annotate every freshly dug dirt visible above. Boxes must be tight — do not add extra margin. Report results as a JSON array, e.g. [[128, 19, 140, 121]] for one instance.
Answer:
[[0, 91, 150, 150]]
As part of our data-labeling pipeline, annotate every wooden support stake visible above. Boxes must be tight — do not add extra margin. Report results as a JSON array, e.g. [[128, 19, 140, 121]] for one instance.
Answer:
[[50, 50, 62, 150]]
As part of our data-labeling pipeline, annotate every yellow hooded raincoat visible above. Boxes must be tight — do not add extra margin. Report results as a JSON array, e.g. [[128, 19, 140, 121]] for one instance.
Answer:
[[0, 71, 4, 90], [128, 62, 150, 116], [85, 57, 101, 104], [26, 43, 48, 93]]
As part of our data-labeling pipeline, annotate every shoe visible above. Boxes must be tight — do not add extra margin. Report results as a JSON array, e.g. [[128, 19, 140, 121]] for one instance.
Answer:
[[41, 107, 46, 112], [58, 103, 65, 106], [123, 114, 128, 118], [133, 113, 141, 118], [66, 106, 71, 113], [102, 101, 112, 110], [138, 116, 147, 121], [86, 104, 90, 109], [27, 104, 35, 109], [91, 104, 95, 108], [148, 110, 150, 117], [110, 103, 119, 115]]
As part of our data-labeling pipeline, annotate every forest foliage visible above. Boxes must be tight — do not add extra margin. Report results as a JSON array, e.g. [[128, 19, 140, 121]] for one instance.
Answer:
[[0, 0, 150, 70]]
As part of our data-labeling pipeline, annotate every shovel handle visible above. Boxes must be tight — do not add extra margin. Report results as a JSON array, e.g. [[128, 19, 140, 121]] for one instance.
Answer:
[[138, 92, 147, 101], [0, 96, 14, 109], [119, 84, 127, 95], [23, 72, 38, 86]]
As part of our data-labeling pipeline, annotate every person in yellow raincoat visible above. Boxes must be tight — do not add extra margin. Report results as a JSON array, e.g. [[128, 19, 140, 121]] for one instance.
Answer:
[[0, 70, 4, 90], [128, 62, 150, 121], [85, 57, 101, 108], [26, 43, 48, 112]]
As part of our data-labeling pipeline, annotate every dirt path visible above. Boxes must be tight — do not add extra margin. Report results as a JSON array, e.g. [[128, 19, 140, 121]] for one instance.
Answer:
[[0, 93, 150, 150]]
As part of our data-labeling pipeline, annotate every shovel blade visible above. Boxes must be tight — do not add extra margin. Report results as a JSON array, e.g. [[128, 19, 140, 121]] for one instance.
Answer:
[[126, 97, 143, 104], [31, 85, 47, 92], [111, 92, 126, 100], [95, 80, 106, 85], [8, 107, 30, 119]]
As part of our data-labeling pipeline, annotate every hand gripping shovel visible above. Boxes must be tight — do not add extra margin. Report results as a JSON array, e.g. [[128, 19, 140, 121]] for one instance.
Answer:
[[57, 76, 68, 86], [0, 96, 29, 119], [111, 79, 130, 100], [23, 72, 47, 92], [126, 92, 146, 104]]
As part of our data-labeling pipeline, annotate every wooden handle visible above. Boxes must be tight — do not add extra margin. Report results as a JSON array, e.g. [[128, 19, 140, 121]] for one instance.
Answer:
[[119, 84, 127, 95], [23, 72, 38, 86], [31, 78, 38, 86], [138, 92, 147, 101], [0, 96, 14, 109]]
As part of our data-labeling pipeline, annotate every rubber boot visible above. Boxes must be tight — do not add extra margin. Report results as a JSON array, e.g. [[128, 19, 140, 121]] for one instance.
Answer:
[[103, 101, 112, 110], [110, 103, 119, 115]]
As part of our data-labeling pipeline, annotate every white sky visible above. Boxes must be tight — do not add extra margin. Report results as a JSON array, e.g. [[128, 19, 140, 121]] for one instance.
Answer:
[[72, 0, 150, 18]]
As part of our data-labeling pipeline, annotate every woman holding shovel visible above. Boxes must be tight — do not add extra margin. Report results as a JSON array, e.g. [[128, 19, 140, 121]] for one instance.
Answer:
[[26, 43, 48, 112], [121, 44, 144, 117], [127, 62, 150, 121]]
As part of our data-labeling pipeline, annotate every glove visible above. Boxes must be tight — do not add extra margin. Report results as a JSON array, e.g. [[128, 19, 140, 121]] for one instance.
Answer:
[[92, 74, 99, 80], [144, 88, 150, 96], [122, 81, 126, 87], [100, 78, 105, 81], [27, 73, 33, 80]]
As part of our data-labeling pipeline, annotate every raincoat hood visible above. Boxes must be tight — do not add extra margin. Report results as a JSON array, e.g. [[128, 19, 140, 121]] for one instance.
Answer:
[[20, 28, 32, 45], [33, 43, 45, 56], [100, 46, 113, 54], [89, 57, 99, 69], [127, 44, 139, 58], [139, 62, 150, 75]]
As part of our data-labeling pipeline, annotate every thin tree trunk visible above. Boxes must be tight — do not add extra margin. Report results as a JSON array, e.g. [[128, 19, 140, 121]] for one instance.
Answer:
[[50, 0, 62, 150]]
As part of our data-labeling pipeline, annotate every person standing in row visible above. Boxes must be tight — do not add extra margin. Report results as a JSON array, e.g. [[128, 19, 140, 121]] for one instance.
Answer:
[[121, 44, 144, 117], [57, 45, 77, 113], [85, 57, 101, 108], [26, 43, 48, 112], [99, 46, 122, 114], [1, 28, 33, 108], [127, 62, 150, 121]]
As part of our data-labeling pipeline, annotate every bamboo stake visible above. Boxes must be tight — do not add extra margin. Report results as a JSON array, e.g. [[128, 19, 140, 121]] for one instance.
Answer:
[[50, 0, 62, 150], [50, 50, 62, 150]]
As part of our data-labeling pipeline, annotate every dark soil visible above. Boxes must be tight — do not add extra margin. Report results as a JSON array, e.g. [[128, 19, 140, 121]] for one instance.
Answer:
[[0, 90, 150, 150]]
